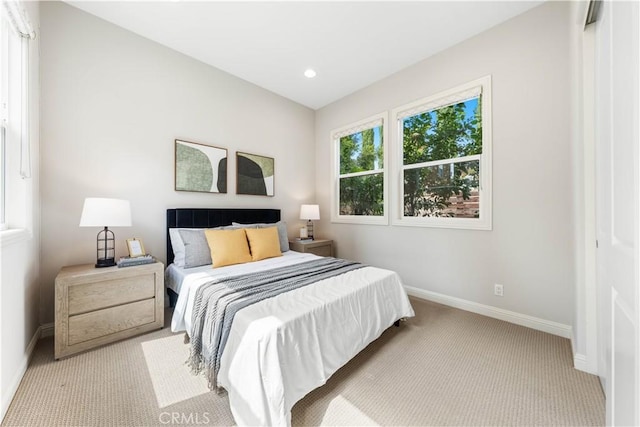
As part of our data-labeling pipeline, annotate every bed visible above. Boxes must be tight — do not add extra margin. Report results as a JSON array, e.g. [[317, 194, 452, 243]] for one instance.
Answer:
[[166, 208, 415, 426]]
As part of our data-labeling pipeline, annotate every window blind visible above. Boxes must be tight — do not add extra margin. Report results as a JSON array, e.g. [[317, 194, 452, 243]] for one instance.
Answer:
[[332, 118, 383, 140], [395, 86, 482, 120]]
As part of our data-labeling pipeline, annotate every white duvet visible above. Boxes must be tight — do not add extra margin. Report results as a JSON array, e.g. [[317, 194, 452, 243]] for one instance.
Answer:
[[171, 251, 415, 426]]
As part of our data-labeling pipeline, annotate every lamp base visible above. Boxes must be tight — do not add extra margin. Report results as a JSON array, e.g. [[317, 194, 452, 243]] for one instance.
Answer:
[[95, 258, 116, 268], [96, 227, 116, 268], [307, 220, 314, 240]]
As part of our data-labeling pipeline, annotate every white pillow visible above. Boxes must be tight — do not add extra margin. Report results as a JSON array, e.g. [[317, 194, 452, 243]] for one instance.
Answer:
[[169, 228, 186, 267], [168, 228, 200, 267]]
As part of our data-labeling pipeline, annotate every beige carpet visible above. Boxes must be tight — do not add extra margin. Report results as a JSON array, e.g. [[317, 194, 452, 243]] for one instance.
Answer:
[[2, 298, 604, 426]]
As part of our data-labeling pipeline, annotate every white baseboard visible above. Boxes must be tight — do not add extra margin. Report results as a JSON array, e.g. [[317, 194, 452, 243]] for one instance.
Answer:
[[570, 329, 597, 374], [405, 286, 573, 339], [573, 353, 591, 372], [1, 325, 42, 423]]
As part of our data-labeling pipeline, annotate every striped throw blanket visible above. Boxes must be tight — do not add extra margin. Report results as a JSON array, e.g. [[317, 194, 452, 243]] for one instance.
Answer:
[[188, 257, 365, 390]]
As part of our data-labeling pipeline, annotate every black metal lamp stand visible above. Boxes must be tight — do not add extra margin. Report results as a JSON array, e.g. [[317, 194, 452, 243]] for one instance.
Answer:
[[95, 226, 116, 268], [307, 220, 314, 240]]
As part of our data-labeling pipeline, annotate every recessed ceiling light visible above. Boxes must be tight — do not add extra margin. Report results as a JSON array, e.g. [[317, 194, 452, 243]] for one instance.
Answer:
[[304, 69, 317, 79]]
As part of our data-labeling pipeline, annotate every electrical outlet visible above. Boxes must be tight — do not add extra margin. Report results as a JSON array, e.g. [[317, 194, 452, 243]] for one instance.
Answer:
[[494, 284, 504, 297]]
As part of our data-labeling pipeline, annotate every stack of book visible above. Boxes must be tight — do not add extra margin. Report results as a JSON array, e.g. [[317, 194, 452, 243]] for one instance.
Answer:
[[117, 254, 155, 268]]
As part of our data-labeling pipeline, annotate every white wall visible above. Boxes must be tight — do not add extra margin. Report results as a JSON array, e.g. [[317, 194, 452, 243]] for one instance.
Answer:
[[39, 2, 315, 324], [315, 2, 574, 327], [0, 1, 41, 420]]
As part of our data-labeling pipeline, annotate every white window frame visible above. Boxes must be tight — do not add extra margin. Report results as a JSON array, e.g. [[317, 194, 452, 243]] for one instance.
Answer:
[[0, 1, 34, 241], [0, 14, 8, 231], [331, 112, 388, 225], [391, 75, 492, 230]]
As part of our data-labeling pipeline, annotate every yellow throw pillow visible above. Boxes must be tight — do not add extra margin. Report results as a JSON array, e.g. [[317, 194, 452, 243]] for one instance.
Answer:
[[245, 226, 282, 262], [204, 228, 252, 268]]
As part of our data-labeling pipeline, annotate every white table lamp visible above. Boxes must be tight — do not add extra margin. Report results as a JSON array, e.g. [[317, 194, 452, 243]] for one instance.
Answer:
[[80, 198, 132, 267], [300, 204, 320, 240]]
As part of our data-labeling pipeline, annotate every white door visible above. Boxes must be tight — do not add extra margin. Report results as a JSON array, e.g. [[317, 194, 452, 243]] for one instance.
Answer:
[[594, 1, 639, 425]]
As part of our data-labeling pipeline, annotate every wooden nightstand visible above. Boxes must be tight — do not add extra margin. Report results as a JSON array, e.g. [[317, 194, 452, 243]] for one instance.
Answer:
[[289, 239, 334, 257], [55, 262, 164, 359]]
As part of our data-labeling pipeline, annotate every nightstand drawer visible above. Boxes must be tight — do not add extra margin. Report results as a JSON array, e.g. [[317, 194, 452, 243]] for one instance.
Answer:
[[308, 245, 332, 257], [68, 274, 156, 315], [289, 239, 334, 257], [68, 299, 156, 345], [55, 262, 164, 359]]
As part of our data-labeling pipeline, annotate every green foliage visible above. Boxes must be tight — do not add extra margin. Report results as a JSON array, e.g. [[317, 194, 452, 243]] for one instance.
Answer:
[[402, 97, 482, 217], [336, 96, 482, 219], [339, 173, 384, 216], [339, 127, 383, 174], [339, 135, 358, 174], [339, 126, 384, 216], [404, 161, 479, 217]]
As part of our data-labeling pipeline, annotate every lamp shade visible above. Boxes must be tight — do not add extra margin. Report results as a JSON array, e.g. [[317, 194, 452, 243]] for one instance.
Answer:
[[79, 198, 132, 227], [300, 204, 320, 220]]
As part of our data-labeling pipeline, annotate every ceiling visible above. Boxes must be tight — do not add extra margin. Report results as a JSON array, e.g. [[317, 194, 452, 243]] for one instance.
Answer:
[[66, 1, 543, 110]]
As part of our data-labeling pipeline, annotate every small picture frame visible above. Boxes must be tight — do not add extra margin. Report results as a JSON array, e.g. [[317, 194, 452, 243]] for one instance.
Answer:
[[126, 238, 146, 258]]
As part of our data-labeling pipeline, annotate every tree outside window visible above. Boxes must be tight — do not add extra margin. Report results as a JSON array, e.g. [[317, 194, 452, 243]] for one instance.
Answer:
[[339, 126, 384, 215], [402, 97, 481, 218], [332, 113, 388, 225], [393, 76, 492, 230]]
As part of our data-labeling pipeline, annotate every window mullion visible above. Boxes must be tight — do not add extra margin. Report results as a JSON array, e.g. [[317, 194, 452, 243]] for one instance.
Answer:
[[339, 169, 383, 179], [402, 154, 481, 171]]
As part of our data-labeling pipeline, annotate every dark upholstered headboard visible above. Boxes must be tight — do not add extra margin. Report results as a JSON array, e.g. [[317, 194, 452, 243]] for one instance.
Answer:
[[166, 208, 281, 265]]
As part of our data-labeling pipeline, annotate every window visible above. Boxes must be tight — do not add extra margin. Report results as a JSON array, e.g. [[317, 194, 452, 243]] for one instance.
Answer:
[[392, 76, 492, 230], [0, 1, 35, 234], [331, 113, 388, 225]]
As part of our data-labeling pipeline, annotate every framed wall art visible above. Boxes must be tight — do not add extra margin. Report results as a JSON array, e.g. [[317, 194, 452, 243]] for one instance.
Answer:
[[236, 152, 274, 196], [175, 139, 227, 193]]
